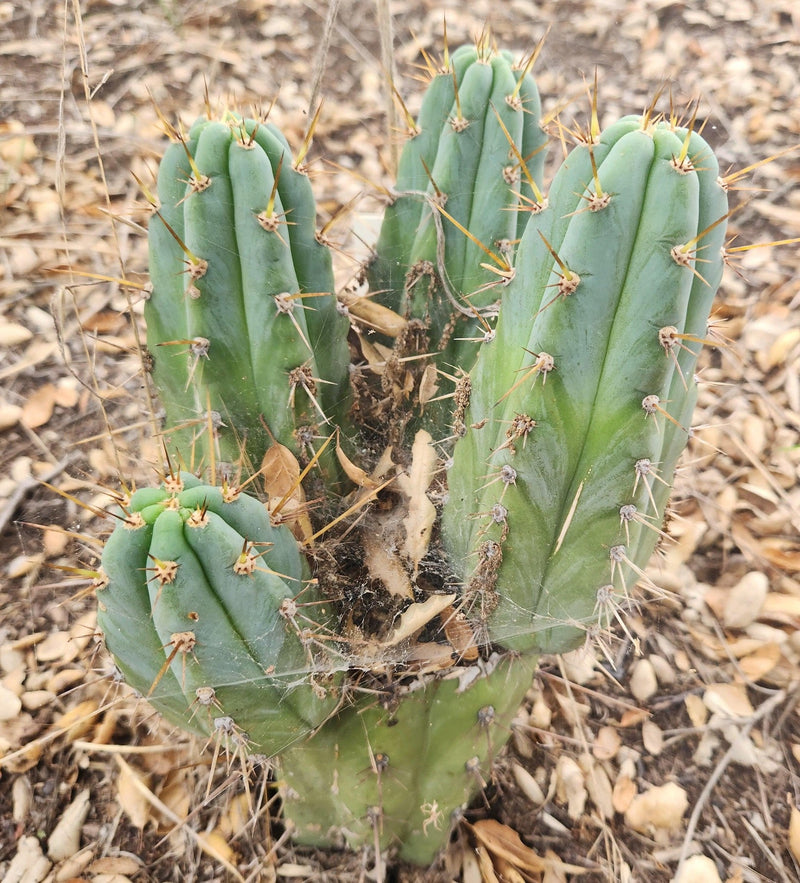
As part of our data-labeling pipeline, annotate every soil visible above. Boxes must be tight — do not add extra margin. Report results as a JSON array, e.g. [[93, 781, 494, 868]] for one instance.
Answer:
[[1, 1, 800, 882]]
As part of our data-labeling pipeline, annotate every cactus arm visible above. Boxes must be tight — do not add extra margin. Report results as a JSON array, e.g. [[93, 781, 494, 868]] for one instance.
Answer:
[[443, 119, 728, 653]]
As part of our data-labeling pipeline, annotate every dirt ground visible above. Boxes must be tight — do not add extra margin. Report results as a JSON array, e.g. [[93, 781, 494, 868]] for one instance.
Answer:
[[1, 1, 800, 881]]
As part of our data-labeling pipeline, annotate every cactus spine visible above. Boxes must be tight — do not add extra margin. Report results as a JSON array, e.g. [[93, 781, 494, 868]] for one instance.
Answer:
[[94, 36, 733, 868]]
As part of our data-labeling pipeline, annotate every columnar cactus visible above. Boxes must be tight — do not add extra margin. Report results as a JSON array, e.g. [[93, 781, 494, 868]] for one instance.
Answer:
[[146, 113, 350, 480], [441, 113, 729, 654], [93, 35, 733, 870], [279, 651, 540, 865], [366, 36, 548, 390]]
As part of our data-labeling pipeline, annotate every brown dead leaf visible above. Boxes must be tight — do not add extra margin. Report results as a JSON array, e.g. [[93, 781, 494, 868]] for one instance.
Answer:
[[80, 310, 128, 334], [555, 755, 586, 820], [612, 774, 637, 814], [394, 429, 437, 575], [468, 818, 588, 876], [703, 682, 754, 718], [20, 382, 73, 428], [673, 854, 723, 883], [50, 700, 99, 742], [418, 363, 439, 406], [440, 606, 479, 661], [47, 788, 90, 860], [738, 642, 782, 681], [684, 693, 708, 728], [593, 725, 621, 761], [88, 857, 143, 876], [383, 593, 456, 647], [116, 761, 154, 831], [619, 707, 650, 727], [363, 529, 414, 599], [261, 442, 302, 499], [196, 829, 236, 864], [0, 318, 33, 346], [261, 442, 313, 542], [342, 291, 407, 337], [336, 434, 379, 489]]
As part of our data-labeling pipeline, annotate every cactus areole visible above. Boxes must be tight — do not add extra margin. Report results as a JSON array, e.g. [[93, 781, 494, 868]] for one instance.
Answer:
[[98, 38, 729, 868]]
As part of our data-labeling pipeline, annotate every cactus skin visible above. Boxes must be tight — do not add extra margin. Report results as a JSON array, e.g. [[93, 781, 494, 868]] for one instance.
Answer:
[[366, 42, 547, 380], [146, 114, 350, 479], [279, 652, 538, 865], [442, 115, 729, 654], [97, 472, 341, 755]]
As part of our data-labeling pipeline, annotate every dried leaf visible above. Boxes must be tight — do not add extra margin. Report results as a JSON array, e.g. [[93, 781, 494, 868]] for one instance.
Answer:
[[512, 763, 546, 807], [418, 363, 439, 406], [47, 788, 91, 860], [394, 430, 437, 575], [196, 829, 235, 864], [738, 642, 782, 680], [684, 693, 708, 728], [88, 857, 143, 876], [440, 606, 479, 661], [629, 658, 658, 703], [383, 593, 456, 647], [703, 683, 754, 718], [593, 726, 621, 761], [2, 836, 51, 883], [336, 435, 379, 489], [555, 755, 586, 820], [579, 754, 614, 820], [363, 529, 414, 599], [50, 700, 99, 742], [641, 719, 664, 756], [624, 782, 688, 834], [116, 762, 153, 830], [469, 819, 588, 875], [612, 775, 637, 814], [722, 571, 769, 628], [0, 319, 33, 346], [469, 819, 548, 873], [261, 442, 302, 499], [0, 684, 22, 721]]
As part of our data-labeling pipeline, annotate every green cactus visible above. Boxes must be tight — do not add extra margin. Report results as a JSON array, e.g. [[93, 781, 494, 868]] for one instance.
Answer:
[[146, 112, 350, 481], [279, 651, 539, 865], [93, 37, 735, 870], [441, 113, 729, 654], [97, 471, 342, 755], [365, 37, 547, 402]]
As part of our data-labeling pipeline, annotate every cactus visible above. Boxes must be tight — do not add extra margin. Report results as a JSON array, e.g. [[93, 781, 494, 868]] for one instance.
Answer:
[[97, 471, 342, 756], [146, 112, 350, 480], [365, 36, 548, 409], [441, 112, 728, 654], [279, 651, 539, 865], [93, 36, 733, 870]]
